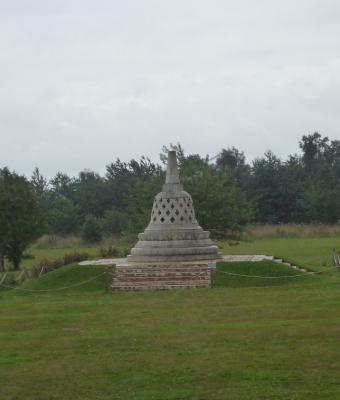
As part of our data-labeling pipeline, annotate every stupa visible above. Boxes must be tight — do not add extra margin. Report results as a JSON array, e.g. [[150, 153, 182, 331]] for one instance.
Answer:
[[111, 151, 222, 291]]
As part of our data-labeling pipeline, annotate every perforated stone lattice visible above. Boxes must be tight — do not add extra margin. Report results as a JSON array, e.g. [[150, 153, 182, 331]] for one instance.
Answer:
[[150, 193, 197, 224]]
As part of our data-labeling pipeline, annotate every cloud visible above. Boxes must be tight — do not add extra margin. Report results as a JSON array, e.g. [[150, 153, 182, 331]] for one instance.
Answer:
[[0, 0, 339, 176]]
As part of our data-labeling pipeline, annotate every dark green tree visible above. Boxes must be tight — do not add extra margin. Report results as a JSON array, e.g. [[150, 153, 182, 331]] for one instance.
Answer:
[[0, 168, 45, 270], [72, 170, 112, 217], [127, 177, 163, 233], [81, 215, 103, 242], [101, 207, 126, 235], [106, 156, 163, 215], [180, 154, 254, 237], [50, 172, 74, 198], [215, 147, 251, 189], [47, 196, 81, 235], [299, 132, 329, 173]]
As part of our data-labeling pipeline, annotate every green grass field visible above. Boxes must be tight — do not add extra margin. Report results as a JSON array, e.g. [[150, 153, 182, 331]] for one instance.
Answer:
[[2, 235, 340, 399], [1, 259, 340, 399], [16, 236, 340, 273], [21, 247, 99, 269], [219, 236, 340, 271]]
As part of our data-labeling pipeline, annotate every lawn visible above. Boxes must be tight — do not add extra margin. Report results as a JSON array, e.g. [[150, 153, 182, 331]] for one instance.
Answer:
[[16, 236, 340, 273], [219, 236, 340, 271], [20, 247, 99, 269], [1, 261, 340, 399]]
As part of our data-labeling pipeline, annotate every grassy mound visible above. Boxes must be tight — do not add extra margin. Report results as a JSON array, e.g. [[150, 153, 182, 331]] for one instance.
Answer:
[[4, 261, 313, 295], [218, 237, 338, 271], [7, 264, 109, 294], [213, 260, 312, 288]]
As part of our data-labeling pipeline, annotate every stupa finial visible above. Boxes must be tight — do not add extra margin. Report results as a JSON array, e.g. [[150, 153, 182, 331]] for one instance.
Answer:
[[165, 151, 180, 184], [163, 151, 182, 192]]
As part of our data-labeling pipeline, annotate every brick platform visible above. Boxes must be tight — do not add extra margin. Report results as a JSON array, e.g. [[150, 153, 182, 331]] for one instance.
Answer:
[[111, 262, 213, 291]]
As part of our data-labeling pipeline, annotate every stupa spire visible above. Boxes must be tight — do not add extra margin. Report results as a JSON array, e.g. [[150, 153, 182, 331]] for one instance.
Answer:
[[163, 151, 182, 193], [165, 151, 180, 184]]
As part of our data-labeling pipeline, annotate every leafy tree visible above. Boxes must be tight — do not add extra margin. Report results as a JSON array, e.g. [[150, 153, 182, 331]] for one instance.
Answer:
[[245, 151, 281, 222], [0, 173, 9, 271], [31, 167, 48, 197], [50, 172, 74, 198], [215, 147, 251, 188], [72, 170, 112, 217], [127, 177, 163, 233], [160, 143, 186, 166], [299, 132, 329, 173], [30, 167, 51, 213], [81, 215, 103, 242], [47, 196, 81, 235], [102, 207, 126, 235], [0, 168, 45, 269], [180, 154, 254, 237], [106, 157, 162, 212]]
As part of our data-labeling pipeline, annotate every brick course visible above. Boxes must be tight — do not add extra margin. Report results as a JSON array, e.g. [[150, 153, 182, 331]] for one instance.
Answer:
[[111, 263, 212, 291]]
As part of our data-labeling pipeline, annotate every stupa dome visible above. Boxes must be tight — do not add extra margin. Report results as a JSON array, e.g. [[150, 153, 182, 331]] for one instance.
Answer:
[[127, 151, 222, 263]]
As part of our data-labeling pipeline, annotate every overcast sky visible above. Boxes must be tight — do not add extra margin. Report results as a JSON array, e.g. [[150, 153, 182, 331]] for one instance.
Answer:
[[1, 0, 340, 177]]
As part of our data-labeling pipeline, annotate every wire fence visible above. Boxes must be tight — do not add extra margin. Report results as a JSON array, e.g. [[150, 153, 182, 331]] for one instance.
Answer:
[[214, 265, 338, 279], [0, 271, 106, 292], [0, 259, 339, 293]]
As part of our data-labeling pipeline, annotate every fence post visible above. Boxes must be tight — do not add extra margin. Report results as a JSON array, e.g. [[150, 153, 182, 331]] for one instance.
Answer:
[[105, 267, 114, 293], [0, 272, 8, 285], [39, 266, 45, 277]]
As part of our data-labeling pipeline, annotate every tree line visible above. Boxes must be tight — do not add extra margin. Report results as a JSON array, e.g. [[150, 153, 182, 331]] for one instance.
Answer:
[[1, 132, 340, 269]]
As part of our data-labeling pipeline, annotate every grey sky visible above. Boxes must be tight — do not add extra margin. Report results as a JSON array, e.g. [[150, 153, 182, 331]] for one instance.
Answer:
[[1, 0, 340, 177]]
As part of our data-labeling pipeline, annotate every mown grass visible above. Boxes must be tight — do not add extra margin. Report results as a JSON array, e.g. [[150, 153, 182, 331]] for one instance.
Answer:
[[1, 261, 340, 399], [20, 247, 99, 269], [219, 236, 340, 271], [213, 261, 314, 288], [4, 264, 109, 294], [14, 229, 340, 272], [245, 223, 340, 239], [1, 231, 340, 398], [18, 231, 340, 272]]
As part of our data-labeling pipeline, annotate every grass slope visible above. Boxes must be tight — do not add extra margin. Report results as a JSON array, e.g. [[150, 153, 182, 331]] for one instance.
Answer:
[[219, 236, 340, 271], [7, 264, 109, 294], [21, 247, 99, 269], [1, 262, 340, 399], [213, 261, 313, 288]]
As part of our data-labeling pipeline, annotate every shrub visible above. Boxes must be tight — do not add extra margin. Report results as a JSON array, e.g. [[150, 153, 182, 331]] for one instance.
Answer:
[[102, 207, 125, 235], [30, 252, 89, 278], [22, 252, 35, 260], [118, 246, 130, 257], [81, 215, 103, 243], [98, 246, 119, 258], [63, 252, 89, 265]]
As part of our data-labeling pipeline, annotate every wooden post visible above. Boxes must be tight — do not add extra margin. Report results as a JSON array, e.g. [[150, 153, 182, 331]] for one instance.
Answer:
[[333, 249, 338, 267], [39, 266, 45, 277], [105, 267, 112, 293], [0, 272, 8, 285], [0, 252, 4, 272]]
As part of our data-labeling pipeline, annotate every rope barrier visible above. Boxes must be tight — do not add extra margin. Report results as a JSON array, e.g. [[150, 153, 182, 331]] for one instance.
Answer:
[[0, 261, 338, 292], [0, 271, 106, 292], [214, 265, 338, 279]]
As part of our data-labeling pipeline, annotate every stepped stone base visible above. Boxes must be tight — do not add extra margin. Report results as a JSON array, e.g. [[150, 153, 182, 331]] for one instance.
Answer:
[[111, 262, 213, 291]]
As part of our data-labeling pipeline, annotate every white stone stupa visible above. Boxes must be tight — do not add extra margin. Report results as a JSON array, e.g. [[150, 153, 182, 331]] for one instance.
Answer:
[[111, 151, 222, 291], [128, 151, 221, 263]]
